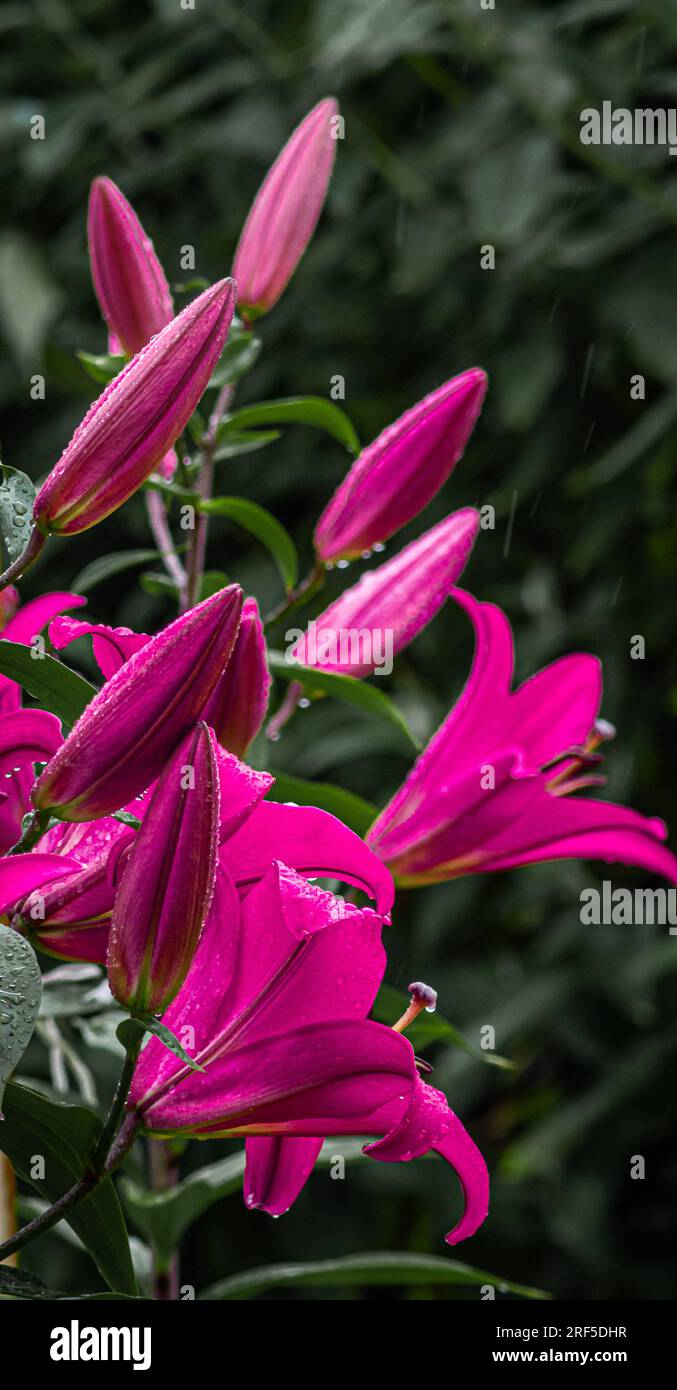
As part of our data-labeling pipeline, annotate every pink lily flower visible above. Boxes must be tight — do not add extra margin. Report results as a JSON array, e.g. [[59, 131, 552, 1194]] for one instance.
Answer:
[[315, 370, 487, 563], [88, 176, 174, 358], [32, 279, 235, 538], [367, 588, 677, 885], [108, 723, 220, 1013], [33, 584, 243, 821], [127, 861, 488, 1246], [50, 597, 270, 759], [233, 98, 338, 316], [8, 752, 393, 961], [288, 508, 479, 678]]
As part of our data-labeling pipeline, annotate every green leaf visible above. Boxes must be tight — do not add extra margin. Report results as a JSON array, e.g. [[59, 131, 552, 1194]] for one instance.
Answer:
[[213, 429, 281, 462], [111, 810, 142, 830], [135, 1015, 204, 1072], [267, 770, 378, 837], [207, 334, 261, 388], [199, 497, 298, 591], [0, 1265, 64, 1300], [72, 549, 161, 593], [201, 1252, 550, 1301], [0, 641, 96, 728], [122, 1152, 246, 1263], [0, 923, 41, 1112], [187, 410, 206, 445], [139, 571, 178, 598], [373, 984, 516, 1070], [218, 396, 360, 454], [145, 477, 199, 505], [0, 464, 35, 565], [0, 1081, 138, 1295], [76, 350, 126, 386], [172, 276, 210, 293], [267, 650, 419, 749], [198, 570, 230, 600]]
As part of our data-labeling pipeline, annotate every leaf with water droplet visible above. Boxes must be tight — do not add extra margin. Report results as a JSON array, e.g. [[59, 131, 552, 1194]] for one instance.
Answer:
[[0, 463, 36, 564], [0, 921, 41, 1113]]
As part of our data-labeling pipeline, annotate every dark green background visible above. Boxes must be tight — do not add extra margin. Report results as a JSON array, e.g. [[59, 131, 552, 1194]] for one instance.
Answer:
[[1, 0, 676, 1299]]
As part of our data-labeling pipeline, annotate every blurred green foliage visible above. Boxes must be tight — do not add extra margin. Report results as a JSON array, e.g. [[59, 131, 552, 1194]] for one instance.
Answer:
[[1, 0, 677, 1299]]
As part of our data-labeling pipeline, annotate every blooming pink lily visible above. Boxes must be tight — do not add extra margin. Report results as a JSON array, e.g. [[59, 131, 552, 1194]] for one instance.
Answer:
[[367, 588, 677, 885], [31, 279, 235, 539], [33, 584, 243, 821], [108, 723, 220, 1014], [315, 370, 487, 563], [88, 176, 174, 358], [127, 861, 488, 1246], [288, 508, 479, 678], [7, 747, 392, 959], [233, 98, 338, 316]]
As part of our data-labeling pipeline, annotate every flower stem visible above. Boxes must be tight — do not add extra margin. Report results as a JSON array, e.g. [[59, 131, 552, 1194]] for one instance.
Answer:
[[145, 489, 187, 609], [263, 561, 325, 630], [183, 382, 235, 612], [148, 1140, 180, 1300], [92, 1033, 143, 1174], [0, 527, 47, 594], [7, 809, 50, 856], [0, 1051, 140, 1264]]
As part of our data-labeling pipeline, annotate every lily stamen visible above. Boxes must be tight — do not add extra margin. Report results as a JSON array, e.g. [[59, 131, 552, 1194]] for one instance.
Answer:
[[392, 980, 438, 1033]]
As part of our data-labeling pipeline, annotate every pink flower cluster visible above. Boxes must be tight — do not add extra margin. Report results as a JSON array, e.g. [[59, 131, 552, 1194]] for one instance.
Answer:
[[1, 99, 675, 1256]]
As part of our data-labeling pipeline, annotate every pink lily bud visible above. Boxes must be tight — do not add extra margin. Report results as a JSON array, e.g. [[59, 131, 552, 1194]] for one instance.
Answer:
[[33, 584, 243, 821], [201, 598, 270, 757], [288, 508, 480, 679], [233, 98, 338, 315], [88, 176, 174, 358], [33, 279, 236, 537], [107, 723, 220, 1014], [314, 369, 487, 563]]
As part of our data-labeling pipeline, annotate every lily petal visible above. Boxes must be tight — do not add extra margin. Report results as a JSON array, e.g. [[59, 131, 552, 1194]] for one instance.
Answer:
[[220, 800, 394, 912]]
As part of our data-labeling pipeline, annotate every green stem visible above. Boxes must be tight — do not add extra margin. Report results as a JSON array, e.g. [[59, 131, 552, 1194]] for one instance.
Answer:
[[263, 561, 325, 630], [145, 489, 187, 609], [0, 527, 47, 594], [148, 1141, 181, 1300], [7, 809, 50, 857], [183, 382, 235, 611], [92, 1034, 143, 1174]]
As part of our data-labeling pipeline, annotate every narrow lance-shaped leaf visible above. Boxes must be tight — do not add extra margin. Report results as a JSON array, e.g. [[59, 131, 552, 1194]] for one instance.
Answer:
[[267, 649, 419, 749], [199, 497, 298, 592], [201, 1252, 550, 1301], [0, 640, 96, 728], [218, 397, 360, 454]]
